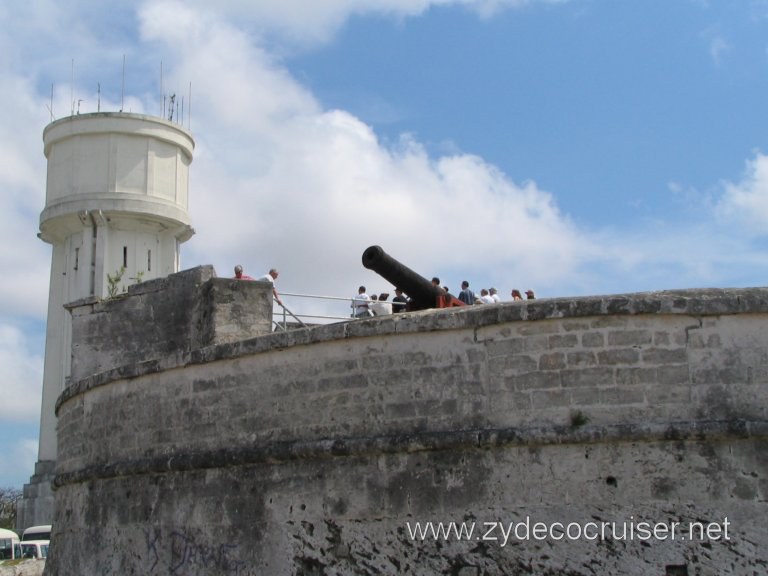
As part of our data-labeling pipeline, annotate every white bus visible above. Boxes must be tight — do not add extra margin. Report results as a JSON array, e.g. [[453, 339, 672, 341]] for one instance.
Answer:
[[0, 527, 21, 561], [19, 540, 49, 559], [21, 525, 51, 542]]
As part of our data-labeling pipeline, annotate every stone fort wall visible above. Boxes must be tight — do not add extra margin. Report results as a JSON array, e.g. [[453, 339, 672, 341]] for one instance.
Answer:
[[46, 269, 768, 575]]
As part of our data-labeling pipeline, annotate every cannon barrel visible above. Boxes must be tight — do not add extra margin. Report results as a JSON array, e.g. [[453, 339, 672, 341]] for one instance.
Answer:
[[362, 245, 463, 310]]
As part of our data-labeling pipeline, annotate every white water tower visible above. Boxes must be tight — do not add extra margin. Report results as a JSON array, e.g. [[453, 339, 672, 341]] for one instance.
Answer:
[[18, 112, 195, 528]]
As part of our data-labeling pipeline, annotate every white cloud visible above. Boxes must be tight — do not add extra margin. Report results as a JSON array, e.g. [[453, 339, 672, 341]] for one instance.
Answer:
[[155, 0, 565, 46], [716, 151, 768, 234], [0, 72, 55, 320], [709, 35, 730, 65], [0, 325, 44, 423], [135, 2, 595, 309], [700, 25, 731, 66]]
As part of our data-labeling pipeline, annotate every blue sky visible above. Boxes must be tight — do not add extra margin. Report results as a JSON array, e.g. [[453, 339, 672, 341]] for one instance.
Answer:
[[2, 0, 768, 489]]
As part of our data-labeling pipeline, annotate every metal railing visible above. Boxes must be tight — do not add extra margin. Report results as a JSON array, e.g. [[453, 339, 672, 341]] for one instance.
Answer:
[[272, 291, 355, 331]]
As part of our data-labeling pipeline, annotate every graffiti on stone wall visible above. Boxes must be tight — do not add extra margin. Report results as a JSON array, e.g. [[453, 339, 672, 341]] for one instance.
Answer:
[[144, 527, 254, 575]]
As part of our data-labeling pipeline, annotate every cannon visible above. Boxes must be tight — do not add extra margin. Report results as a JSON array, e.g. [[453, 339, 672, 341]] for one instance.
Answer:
[[361, 245, 465, 311]]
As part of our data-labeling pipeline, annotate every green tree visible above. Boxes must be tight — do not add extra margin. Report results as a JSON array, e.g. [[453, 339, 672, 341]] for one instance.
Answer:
[[0, 487, 22, 531]]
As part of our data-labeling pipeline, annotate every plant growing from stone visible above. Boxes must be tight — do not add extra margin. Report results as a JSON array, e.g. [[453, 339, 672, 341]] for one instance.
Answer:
[[107, 266, 126, 298]]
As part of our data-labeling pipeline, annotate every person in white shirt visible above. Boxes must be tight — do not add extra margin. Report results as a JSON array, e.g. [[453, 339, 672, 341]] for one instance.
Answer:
[[478, 288, 495, 304], [489, 287, 501, 303], [260, 268, 283, 306], [371, 294, 392, 316], [351, 286, 372, 318]]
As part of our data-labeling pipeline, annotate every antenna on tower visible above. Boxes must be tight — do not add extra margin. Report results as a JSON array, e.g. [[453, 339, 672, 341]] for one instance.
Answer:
[[97, 82, 101, 112], [120, 55, 126, 112], [160, 61, 164, 117], [70, 59, 75, 116], [188, 81, 192, 130], [47, 83, 55, 122]]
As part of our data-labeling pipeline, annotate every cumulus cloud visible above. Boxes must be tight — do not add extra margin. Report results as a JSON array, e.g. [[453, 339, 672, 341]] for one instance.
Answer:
[[0, 325, 44, 423], [716, 151, 768, 233], [161, 0, 565, 46], [700, 25, 731, 66], [136, 1, 595, 315], [0, 72, 55, 319], [709, 35, 730, 65]]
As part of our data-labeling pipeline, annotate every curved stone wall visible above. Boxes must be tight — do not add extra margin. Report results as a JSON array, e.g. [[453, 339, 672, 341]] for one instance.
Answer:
[[47, 286, 768, 575]]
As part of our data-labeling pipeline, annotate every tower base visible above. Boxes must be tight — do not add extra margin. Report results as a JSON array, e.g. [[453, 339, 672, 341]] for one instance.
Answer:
[[16, 460, 56, 531]]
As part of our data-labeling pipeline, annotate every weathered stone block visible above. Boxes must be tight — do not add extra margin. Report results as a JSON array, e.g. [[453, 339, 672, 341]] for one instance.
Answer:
[[548, 333, 579, 349], [567, 350, 597, 367], [581, 332, 605, 347], [598, 348, 640, 365], [642, 347, 688, 365], [484, 338, 525, 358], [539, 352, 566, 371], [531, 388, 570, 409], [607, 329, 653, 347], [560, 367, 614, 388]]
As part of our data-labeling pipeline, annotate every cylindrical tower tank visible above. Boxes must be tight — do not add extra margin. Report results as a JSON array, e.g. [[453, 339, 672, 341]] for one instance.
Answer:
[[39, 111, 195, 295], [20, 112, 195, 528]]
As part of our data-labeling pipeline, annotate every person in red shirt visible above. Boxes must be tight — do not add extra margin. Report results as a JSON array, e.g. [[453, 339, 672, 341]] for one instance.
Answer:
[[233, 264, 254, 280]]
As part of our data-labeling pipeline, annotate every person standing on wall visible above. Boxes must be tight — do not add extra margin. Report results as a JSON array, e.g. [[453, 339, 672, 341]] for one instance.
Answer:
[[392, 288, 408, 313], [233, 265, 254, 280], [260, 268, 283, 307], [478, 288, 494, 304], [458, 281, 475, 305], [351, 286, 373, 318]]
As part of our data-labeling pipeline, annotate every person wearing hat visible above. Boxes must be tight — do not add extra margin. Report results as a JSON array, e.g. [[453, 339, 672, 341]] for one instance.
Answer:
[[525, 289, 536, 300]]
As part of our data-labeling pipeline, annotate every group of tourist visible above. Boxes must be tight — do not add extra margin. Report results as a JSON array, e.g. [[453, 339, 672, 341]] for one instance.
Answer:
[[232, 265, 535, 320], [350, 286, 407, 317], [351, 279, 536, 317], [233, 265, 283, 307], [436, 277, 535, 306]]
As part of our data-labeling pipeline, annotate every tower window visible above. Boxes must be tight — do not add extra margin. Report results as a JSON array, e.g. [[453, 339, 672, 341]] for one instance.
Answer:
[[74, 247, 79, 271], [123, 246, 128, 268], [147, 249, 152, 272]]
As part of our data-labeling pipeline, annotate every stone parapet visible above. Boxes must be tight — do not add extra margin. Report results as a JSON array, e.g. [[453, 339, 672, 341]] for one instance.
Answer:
[[65, 265, 273, 383]]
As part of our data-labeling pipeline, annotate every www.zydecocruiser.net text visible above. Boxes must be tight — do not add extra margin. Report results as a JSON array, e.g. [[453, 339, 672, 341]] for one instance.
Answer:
[[406, 516, 731, 547]]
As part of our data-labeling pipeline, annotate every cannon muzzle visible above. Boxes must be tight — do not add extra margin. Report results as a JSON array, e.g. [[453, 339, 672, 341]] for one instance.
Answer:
[[362, 245, 464, 310]]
